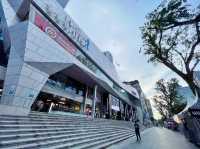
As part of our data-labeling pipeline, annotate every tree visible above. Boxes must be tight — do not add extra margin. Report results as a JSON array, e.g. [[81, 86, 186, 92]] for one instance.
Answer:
[[153, 78, 186, 120], [141, 0, 200, 99]]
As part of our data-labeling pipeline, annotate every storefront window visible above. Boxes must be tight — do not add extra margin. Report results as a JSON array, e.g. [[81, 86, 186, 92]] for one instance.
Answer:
[[47, 79, 84, 97]]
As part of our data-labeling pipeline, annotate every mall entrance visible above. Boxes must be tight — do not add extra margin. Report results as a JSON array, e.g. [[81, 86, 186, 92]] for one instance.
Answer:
[[31, 92, 81, 114]]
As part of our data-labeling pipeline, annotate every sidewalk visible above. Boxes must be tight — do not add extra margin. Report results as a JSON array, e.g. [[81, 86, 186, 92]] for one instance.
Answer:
[[108, 127, 198, 149]]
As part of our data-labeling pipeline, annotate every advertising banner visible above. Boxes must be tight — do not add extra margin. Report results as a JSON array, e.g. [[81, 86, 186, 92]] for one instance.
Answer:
[[32, 0, 90, 51], [34, 11, 77, 56], [111, 95, 120, 111]]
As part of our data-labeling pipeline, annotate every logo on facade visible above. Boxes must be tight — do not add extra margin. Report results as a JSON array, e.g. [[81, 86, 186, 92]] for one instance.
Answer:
[[44, 4, 90, 50], [34, 12, 77, 55], [45, 26, 57, 39]]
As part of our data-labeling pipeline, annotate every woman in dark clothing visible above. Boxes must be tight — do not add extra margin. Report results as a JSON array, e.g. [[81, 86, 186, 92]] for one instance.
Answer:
[[134, 121, 141, 141]]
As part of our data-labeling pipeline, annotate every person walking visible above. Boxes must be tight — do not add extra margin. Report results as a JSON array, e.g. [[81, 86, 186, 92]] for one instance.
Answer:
[[36, 100, 44, 112], [134, 120, 141, 141]]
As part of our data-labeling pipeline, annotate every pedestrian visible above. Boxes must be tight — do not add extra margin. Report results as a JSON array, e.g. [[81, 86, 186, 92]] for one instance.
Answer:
[[86, 108, 90, 119], [134, 120, 141, 141], [36, 100, 44, 112]]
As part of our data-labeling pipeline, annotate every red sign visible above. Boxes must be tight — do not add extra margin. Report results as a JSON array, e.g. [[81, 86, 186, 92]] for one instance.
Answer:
[[34, 12, 77, 55]]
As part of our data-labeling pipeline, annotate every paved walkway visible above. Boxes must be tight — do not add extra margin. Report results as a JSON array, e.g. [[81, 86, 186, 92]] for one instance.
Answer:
[[108, 127, 198, 149]]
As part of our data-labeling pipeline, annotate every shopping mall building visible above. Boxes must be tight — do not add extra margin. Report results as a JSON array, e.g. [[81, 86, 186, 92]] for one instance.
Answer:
[[0, 0, 143, 120]]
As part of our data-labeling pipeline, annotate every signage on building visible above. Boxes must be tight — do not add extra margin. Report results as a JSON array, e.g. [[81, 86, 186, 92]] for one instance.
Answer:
[[111, 95, 120, 111], [34, 11, 77, 55], [32, 0, 90, 51]]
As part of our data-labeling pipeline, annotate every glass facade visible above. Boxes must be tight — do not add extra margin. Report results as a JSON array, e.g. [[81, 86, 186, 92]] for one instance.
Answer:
[[31, 92, 81, 113], [48, 74, 85, 97], [52, 100, 81, 113], [46, 79, 84, 97]]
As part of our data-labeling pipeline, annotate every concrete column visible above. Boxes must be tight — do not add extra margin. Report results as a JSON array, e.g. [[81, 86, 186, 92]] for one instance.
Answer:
[[81, 86, 88, 113], [119, 100, 122, 119], [106, 96, 109, 118], [92, 85, 97, 118], [107, 97, 109, 112], [131, 106, 134, 121], [0, 61, 49, 116], [0, 46, 49, 116], [108, 94, 112, 118], [125, 104, 128, 120]]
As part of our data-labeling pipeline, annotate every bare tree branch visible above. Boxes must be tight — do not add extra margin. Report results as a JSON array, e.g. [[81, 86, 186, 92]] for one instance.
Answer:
[[196, 22, 200, 41], [159, 30, 163, 50], [174, 49, 186, 62], [191, 59, 200, 71], [160, 56, 186, 79]]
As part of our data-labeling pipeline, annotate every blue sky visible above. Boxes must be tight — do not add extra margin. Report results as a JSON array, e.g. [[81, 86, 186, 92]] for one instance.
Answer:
[[65, 0, 198, 118]]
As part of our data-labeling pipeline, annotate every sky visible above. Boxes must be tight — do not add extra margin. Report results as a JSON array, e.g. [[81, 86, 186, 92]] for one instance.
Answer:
[[65, 0, 198, 119]]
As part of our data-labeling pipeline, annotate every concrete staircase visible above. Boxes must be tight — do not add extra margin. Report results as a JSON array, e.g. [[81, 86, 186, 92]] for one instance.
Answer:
[[0, 112, 136, 149]]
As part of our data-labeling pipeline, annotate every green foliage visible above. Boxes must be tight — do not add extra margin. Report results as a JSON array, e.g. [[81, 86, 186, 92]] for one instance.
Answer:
[[153, 78, 187, 119], [141, 0, 196, 64], [141, 0, 200, 96]]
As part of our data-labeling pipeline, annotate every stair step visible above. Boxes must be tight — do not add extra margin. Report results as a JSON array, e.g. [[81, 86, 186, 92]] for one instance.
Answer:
[[0, 130, 130, 149], [0, 124, 123, 129], [0, 129, 124, 145], [84, 134, 134, 149], [42, 131, 131, 149], [0, 112, 143, 149], [0, 126, 127, 135], [0, 128, 129, 141], [0, 120, 132, 127], [0, 117, 133, 128], [49, 131, 132, 149], [0, 117, 92, 123]]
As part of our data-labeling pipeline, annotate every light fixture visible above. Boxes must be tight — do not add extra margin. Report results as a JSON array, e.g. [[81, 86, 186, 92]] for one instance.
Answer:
[[60, 97, 66, 101], [59, 102, 65, 104], [121, 89, 125, 93]]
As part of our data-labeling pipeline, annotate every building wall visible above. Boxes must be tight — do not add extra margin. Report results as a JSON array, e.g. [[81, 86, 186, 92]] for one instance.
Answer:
[[0, 0, 139, 116], [32, 0, 120, 83], [1, 0, 21, 27], [145, 99, 153, 119], [123, 80, 152, 124]]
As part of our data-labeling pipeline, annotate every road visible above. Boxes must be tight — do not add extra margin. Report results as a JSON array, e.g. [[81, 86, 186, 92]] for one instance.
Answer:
[[108, 127, 198, 149]]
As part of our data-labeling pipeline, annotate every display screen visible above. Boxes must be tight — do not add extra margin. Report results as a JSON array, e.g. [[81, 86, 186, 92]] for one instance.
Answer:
[[111, 95, 120, 111]]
